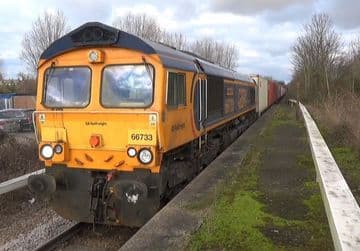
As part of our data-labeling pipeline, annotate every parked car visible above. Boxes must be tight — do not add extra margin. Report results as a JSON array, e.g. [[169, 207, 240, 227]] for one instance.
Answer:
[[0, 109, 34, 132], [0, 110, 21, 132], [19, 109, 35, 131]]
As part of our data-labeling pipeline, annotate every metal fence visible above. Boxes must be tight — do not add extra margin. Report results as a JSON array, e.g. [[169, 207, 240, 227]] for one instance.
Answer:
[[0, 169, 45, 195]]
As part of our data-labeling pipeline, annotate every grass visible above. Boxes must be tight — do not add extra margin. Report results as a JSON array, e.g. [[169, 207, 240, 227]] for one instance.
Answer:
[[261, 106, 303, 141], [189, 105, 333, 251], [330, 147, 360, 203], [309, 100, 360, 204], [190, 148, 277, 251]]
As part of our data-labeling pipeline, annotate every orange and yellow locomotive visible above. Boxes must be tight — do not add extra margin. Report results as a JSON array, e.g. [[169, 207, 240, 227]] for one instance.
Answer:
[[28, 22, 256, 227]]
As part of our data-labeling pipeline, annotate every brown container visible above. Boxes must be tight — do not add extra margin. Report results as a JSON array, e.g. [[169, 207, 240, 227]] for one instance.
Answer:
[[13, 95, 36, 109], [268, 80, 278, 107]]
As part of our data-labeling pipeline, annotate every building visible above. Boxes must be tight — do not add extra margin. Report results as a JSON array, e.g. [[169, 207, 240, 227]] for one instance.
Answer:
[[0, 93, 36, 110]]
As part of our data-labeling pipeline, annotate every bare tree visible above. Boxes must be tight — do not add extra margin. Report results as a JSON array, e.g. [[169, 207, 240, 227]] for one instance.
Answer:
[[113, 13, 163, 42], [0, 58, 4, 81], [16, 72, 37, 94], [20, 10, 70, 76], [348, 39, 360, 93], [113, 12, 239, 69], [190, 38, 239, 70], [161, 31, 188, 51], [113, 13, 190, 51], [221, 42, 239, 70], [292, 13, 341, 100]]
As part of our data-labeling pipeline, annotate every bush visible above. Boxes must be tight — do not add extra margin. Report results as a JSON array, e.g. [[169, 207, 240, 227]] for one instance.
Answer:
[[309, 92, 360, 153]]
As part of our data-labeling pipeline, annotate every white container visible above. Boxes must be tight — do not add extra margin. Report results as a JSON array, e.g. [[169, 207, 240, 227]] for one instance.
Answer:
[[251, 75, 268, 115], [281, 85, 286, 97]]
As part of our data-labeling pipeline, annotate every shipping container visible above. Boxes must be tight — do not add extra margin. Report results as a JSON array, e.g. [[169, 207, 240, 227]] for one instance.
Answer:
[[280, 85, 286, 97], [268, 80, 278, 107], [13, 95, 36, 109], [251, 75, 268, 115]]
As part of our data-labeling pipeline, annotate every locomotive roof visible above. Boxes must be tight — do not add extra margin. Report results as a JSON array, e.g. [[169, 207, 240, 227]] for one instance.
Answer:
[[40, 22, 252, 83]]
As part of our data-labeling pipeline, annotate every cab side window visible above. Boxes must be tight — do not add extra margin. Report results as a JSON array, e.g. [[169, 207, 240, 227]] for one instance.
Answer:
[[167, 72, 186, 107]]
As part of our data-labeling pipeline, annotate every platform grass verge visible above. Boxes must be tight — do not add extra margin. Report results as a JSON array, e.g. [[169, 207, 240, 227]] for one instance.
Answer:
[[309, 108, 360, 204], [189, 147, 277, 250], [189, 104, 333, 251], [330, 147, 360, 203], [261, 106, 303, 140]]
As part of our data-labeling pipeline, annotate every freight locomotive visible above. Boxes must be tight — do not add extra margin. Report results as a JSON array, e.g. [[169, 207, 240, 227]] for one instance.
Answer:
[[28, 22, 285, 227]]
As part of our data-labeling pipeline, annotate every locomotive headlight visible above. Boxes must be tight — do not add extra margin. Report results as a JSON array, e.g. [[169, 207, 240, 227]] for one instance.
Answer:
[[138, 148, 153, 164], [127, 147, 137, 158], [54, 144, 63, 154], [40, 144, 54, 160]]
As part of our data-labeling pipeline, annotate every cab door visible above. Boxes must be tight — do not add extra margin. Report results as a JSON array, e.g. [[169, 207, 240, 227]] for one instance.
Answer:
[[193, 75, 208, 151], [194, 76, 207, 131]]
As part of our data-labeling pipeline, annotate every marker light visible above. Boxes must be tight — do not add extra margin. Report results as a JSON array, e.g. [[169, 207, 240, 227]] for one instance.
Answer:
[[54, 144, 63, 154], [40, 144, 54, 160], [88, 50, 98, 62], [127, 147, 137, 158], [138, 148, 153, 164], [88, 49, 104, 63]]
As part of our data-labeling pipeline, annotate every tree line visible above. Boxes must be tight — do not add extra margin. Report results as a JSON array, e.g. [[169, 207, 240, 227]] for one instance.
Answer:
[[0, 11, 240, 95], [113, 13, 239, 69], [291, 13, 360, 102]]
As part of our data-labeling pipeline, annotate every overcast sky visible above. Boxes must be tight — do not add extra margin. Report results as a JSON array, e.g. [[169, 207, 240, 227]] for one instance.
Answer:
[[0, 0, 359, 82]]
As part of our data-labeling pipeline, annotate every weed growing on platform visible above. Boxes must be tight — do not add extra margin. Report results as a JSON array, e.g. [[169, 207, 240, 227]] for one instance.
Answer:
[[190, 148, 277, 250], [190, 105, 333, 251], [261, 106, 302, 140]]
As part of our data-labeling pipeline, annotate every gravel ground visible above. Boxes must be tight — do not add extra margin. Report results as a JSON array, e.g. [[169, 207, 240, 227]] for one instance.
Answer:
[[10, 132, 36, 144], [0, 132, 136, 250], [0, 188, 136, 251], [0, 131, 73, 251], [0, 188, 73, 251]]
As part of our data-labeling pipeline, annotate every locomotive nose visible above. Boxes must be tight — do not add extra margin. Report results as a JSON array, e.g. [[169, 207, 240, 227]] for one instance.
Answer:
[[28, 174, 56, 197]]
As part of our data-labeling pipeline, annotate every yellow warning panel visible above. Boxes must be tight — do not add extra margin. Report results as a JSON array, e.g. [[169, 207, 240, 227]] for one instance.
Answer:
[[41, 127, 67, 142], [128, 129, 157, 145]]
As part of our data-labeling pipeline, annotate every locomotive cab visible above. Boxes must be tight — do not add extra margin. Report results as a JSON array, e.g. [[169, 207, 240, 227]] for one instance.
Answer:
[[29, 23, 166, 226], [28, 22, 257, 227]]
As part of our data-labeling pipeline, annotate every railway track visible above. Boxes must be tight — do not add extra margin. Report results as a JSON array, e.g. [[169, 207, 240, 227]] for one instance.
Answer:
[[34, 222, 84, 251], [32, 222, 137, 251]]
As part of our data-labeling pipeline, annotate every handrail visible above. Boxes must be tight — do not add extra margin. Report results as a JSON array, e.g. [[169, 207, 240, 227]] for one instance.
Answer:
[[298, 102, 360, 251], [0, 169, 45, 195]]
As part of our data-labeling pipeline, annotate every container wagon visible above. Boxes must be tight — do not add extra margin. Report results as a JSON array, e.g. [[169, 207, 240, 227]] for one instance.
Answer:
[[251, 75, 268, 115]]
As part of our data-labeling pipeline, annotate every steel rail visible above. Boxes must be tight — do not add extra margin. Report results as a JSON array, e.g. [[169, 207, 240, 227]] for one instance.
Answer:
[[33, 223, 84, 251], [0, 168, 45, 195]]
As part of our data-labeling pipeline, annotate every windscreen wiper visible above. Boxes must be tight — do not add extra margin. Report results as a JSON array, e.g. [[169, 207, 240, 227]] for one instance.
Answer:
[[142, 56, 153, 80], [44, 62, 56, 98]]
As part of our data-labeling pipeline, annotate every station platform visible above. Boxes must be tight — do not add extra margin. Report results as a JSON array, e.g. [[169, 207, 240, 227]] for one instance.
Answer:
[[121, 102, 334, 251]]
